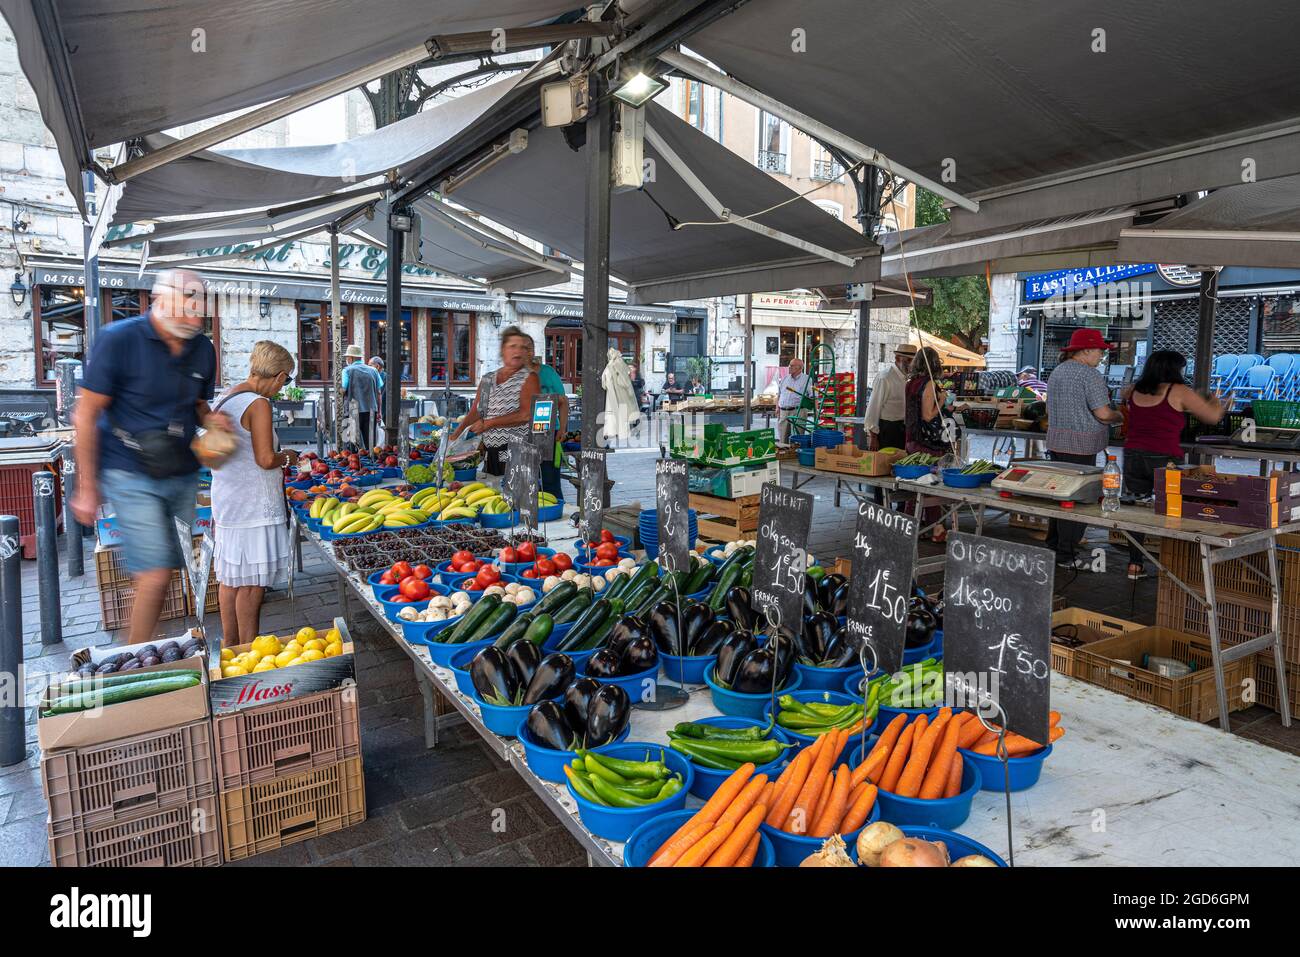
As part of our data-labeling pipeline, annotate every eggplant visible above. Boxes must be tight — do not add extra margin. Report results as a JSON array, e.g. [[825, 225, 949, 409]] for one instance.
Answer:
[[828, 580, 850, 617], [822, 628, 864, 668], [715, 631, 757, 686], [522, 652, 575, 705], [731, 645, 786, 694], [563, 677, 602, 732], [648, 601, 682, 655], [586, 684, 630, 746], [905, 604, 937, 649], [802, 576, 822, 617], [680, 601, 714, 652], [725, 586, 758, 631], [619, 635, 659, 675], [470, 646, 518, 704], [767, 631, 799, 678], [817, 574, 846, 611], [526, 700, 575, 750], [505, 639, 542, 690], [802, 611, 839, 661], [925, 596, 944, 629], [585, 646, 623, 678], [607, 616, 648, 657], [690, 619, 735, 657]]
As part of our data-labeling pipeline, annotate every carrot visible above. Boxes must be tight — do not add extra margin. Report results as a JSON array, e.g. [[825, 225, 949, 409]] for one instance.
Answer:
[[852, 713, 906, 788], [705, 803, 767, 867], [736, 832, 762, 868], [674, 820, 735, 867], [878, 720, 917, 794], [919, 714, 962, 799], [648, 816, 714, 867], [806, 771, 834, 832], [975, 730, 997, 748], [715, 773, 768, 833], [650, 762, 754, 864], [811, 764, 853, 837], [1049, 710, 1061, 728], [787, 731, 839, 835], [765, 740, 818, 827], [839, 782, 878, 832], [956, 715, 988, 750], [757, 780, 776, 813], [942, 745, 964, 798], [973, 726, 1064, 756], [894, 709, 950, 798]]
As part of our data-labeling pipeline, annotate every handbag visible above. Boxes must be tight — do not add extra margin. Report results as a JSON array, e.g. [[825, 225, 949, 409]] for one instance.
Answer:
[[110, 351, 204, 479]]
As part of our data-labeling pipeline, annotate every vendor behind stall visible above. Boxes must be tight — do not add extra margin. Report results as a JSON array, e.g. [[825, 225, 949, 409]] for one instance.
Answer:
[[451, 326, 540, 476], [1017, 365, 1049, 396], [1122, 350, 1227, 580], [1045, 329, 1123, 571]]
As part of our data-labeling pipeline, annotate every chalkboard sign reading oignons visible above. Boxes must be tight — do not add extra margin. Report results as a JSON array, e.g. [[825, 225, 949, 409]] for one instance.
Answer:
[[844, 501, 918, 675], [579, 449, 607, 543], [943, 531, 1053, 745], [655, 458, 690, 575], [506, 440, 542, 530], [750, 482, 814, 631]]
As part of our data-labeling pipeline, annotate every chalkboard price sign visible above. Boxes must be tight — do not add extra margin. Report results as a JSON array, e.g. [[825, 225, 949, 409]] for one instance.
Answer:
[[579, 449, 607, 543], [943, 531, 1054, 745], [655, 458, 690, 575], [750, 482, 814, 631], [506, 440, 542, 530], [844, 501, 918, 675]]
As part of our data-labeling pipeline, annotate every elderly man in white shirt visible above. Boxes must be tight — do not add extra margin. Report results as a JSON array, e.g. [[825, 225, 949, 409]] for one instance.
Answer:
[[775, 358, 812, 443], [864, 342, 917, 450]]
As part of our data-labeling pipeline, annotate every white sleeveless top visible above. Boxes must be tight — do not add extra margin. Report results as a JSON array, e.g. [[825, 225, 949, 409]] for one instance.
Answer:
[[211, 391, 287, 529]]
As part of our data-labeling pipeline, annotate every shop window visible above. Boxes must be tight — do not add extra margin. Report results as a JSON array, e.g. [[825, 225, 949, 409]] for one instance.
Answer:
[[35, 286, 150, 384], [366, 308, 413, 383], [297, 302, 351, 384], [545, 319, 640, 386], [429, 310, 476, 385]]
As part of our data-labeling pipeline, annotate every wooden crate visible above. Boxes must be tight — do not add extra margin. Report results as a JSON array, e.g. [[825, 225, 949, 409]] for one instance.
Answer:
[[689, 492, 760, 543], [1009, 511, 1049, 541]]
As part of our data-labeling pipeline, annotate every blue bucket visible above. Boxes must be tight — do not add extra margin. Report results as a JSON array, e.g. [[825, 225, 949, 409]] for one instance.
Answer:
[[941, 468, 997, 489], [453, 467, 478, 483], [623, 809, 775, 867], [797, 448, 817, 467], [793, 660, 863, 692], [959, 743, 1052, 792], [703, 544, 729, 566], [678, 715, 792, 800], [564, 742, 694, 841], [893, 463, 934, 479], [812, 428, 843, 448], [470, 687, 562, 737], [479, 509, 520, 529], [579, 662, 660, 703], [658, 652, 717, 686], [848, 824, 1008, 866], [877, 754, 981, 829], [516, 717, 632, 783], [759, 802, 880, 868], [447, 644, 483, 696], [761, 690, 875, 766], [538, 502, 564, 523], [790, 433, 813, 449], [705, 664, 802, 721]]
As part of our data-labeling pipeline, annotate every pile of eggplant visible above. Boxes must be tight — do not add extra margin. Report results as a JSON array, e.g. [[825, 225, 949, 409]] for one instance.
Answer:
[[646, 598, 738, 658], [906, 586, 943, 650], [691, 585, 793, 694], [783, 573, 862, 670], [525, 679, 631, 751], [582, 617, 660, 678], [470, 640, 575, 707]]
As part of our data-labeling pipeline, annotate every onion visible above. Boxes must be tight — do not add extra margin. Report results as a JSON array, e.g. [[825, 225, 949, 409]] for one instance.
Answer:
[[951, 855, 998, 867], [799, 834, 855, 867], [856, 821, 904, 867], [592, 576, 606, 591], [879, 837, 949, 868]]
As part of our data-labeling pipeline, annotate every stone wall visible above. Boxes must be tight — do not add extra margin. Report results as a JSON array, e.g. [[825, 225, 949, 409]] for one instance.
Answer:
[[217, 298, 299, 387]]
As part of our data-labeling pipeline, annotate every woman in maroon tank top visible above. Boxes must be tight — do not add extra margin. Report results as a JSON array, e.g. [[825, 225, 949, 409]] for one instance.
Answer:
[[1123, 350, 1227, 580]]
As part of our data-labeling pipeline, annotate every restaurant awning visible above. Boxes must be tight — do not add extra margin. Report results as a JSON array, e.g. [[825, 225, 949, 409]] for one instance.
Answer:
[[909, 329, 985, 368]]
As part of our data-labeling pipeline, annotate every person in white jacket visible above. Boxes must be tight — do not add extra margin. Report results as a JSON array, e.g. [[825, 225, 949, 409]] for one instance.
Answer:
[[601, 348, 642, 443]]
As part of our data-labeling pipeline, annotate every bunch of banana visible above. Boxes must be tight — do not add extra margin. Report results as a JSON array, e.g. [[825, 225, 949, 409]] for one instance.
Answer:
[[332, 509, 382, 534], [538, 491, 559, 507], [480, 495, 513, 515], [356, 488, 398, 510]]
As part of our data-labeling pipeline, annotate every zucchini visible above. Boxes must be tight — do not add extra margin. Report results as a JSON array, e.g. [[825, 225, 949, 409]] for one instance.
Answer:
[[444, 595, 502, 644], [469, 601, 518, 642], [552, 589, 593, 624], [630, 582, 669, 616], [615, 560, 657, 601], [55, 668, 196, 695], [684, 560, 715, 595], [44, 673, 200, 715], [602, 569, 631, 601], [575, 599, 625, 650], [558, 598, 611, 651], [523, 613, 554, 648], [535, 580, 578, 614], [708, 561, 746, 611], [492, 611, 536, 649]]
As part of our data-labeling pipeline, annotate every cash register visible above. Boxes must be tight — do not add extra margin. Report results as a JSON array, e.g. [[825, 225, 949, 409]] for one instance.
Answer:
[[991, 459, 1104, 504]]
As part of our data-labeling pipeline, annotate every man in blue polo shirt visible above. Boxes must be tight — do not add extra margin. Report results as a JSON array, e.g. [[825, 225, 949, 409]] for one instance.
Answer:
[[72, 268, 220, 642]]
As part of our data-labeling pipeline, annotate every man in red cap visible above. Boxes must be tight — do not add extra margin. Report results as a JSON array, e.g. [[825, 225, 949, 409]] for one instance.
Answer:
[[1044, 328, 1122, 570]]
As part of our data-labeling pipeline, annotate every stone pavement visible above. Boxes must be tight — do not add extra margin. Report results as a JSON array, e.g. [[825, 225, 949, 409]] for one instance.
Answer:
[[2, 444, 1296, 866]]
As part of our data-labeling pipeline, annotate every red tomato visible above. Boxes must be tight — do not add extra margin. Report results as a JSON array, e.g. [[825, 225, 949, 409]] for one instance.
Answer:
[[391, 595, 413, 603], [516, 541, 537, 561], [412, 564, 433, 580], [476, 565, 502, 586], [600, 529, 615, 543], [552, 553, 573, 572], [520, 568, 538, 579], [591, 559, 614, 567], [534, 557, 556, 577], [451, 550, 475, 567], [595, 542, 620, 562], [586, 540, 600, 550], [456, 561, 481, 574], [379, 572, 397, 585], [391, 561, 413, 581], [399, 577, 430, 601], [499, 546, 518, 563], [463, 578, 483, 591]]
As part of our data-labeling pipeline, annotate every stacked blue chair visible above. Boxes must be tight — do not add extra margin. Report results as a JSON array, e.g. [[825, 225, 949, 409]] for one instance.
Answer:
[[1210, 355, 1237, 393], [1266, 354, 1295, 399], [1235, 364, 1278, 408]]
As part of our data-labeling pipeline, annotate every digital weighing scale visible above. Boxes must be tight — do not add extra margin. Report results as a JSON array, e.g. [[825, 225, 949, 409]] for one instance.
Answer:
[[1228, 425, 1300, 452], [991, 459, 1104, 504]]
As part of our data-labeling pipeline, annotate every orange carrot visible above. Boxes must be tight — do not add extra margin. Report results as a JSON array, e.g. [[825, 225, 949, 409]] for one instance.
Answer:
[[839, 782, 878, 832], [705, 803, 767, 867], [787, 731, 839, 835], [852, 713, 906, 788], [650, 762, 754, 864], [806, 770, 835, 831], [715, 773, 768, 833], [757, 780, 776, 813], [674, 820, 735, 867], [648, 816, 714, 867], [975, 730, 996, 748], [878, 720, 917, 794], [765, 740, 818, 827], [956, 715, 988, 750], [811, 764, 853, 837], [894, 709, 950, 798], [1049, 710, 1061, 728], [736, 832, 762, 868], [919, 714, 962, 799], [973, 726, 1064, 756], [942, 746, 964, 798]]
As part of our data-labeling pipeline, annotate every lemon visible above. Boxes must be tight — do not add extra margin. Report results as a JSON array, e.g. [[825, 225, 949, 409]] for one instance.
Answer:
[[274, 649, 297, 668], [222, 665, 248, 678], [252, 634, 282, 658], [304, 638, 326, 653], [295, 626, 318, 644], [220, 647, 234, 661], [300, 648, 325, 662], [253, 661, 277, 672], [324, 643, 342, 658], [259, 654, 278, 665], [286, 656, 305, 667], [324, 628, 342, 645], [283, 640, 303, 655]]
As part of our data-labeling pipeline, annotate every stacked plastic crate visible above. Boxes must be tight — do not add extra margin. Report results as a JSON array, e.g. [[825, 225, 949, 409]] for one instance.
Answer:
[[815, 371, 857, 433]]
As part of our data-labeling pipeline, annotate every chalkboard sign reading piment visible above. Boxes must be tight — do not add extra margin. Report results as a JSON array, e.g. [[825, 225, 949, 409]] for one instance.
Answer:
[[506, 440, 541, 530], [844, 501, 918, 676], [750, 482, 814, 632], [579, 449, 607, 543], [943, 531, 1053, 745], [655, 458, 690, 575]]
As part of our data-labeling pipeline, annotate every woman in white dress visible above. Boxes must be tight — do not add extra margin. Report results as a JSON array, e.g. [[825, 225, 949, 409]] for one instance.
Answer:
[[212, 341, 298, 647]]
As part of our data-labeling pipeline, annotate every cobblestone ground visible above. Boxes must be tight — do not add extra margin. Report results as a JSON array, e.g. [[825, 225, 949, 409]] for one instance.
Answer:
[[3, 444, 1295, 866]]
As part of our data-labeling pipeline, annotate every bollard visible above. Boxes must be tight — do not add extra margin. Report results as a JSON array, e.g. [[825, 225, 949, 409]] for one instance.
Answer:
[[0, 516, 25, 766], [33, 471, 62, 646], [61, 457, 83, 578]]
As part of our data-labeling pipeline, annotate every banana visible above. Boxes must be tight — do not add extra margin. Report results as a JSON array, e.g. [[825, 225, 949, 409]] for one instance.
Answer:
[[458, 482, 487, 495], [357, 490, 394, 509], [335, 513, 371, 534], [309, 498, 325, 519], [537, 492, 557, 506], [411, 488, 439, 507], [320, 498, 340, 517], [384, 513, 420, 527], [465, 488, 497, 505], [405, 509, 428, 523], [337, 502, 358, 518], [439, 506, 477, 520], [378, 500, 413, 515]]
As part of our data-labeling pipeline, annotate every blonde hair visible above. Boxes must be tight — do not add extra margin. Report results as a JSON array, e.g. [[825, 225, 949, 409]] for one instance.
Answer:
[[249, 340, 295, 380]]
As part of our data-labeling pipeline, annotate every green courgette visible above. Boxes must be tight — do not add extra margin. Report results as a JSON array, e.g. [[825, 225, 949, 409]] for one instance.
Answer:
[[492, 611, 536, 648], [44, 673, 200, 715], [575, 599, 625, 650], [558, 597, 611, 650], [523, 613, 554, 647], [55, 669, 195, 695], [469, 600, 517, 642], [535, 580, 577, 614], [708, 561, 745, 611], [444, 595, 502, 644], [683, 560, 715, 594], [552, 589, 593, 624]]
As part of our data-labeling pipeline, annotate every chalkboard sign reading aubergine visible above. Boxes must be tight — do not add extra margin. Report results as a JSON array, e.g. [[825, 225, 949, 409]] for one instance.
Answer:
[[942, 531, 1054, 745], [579, 449, 607, 543], [844, 501, 918, 676], [655, 458, 690, 575], [750, 482, 814, 630], [506, 440, 541, 530]]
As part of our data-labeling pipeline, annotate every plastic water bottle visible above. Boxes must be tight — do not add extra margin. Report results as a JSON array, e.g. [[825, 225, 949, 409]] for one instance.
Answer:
[[1102, 455, 1122, 512]]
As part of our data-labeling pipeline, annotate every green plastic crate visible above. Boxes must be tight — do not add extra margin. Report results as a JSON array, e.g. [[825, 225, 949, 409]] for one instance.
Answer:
[[1251, 400, 1300, 428], [699, 428, 777, 467]]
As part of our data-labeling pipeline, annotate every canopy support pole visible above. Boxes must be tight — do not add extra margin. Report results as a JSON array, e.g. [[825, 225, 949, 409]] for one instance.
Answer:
[[1193, 269, 1219, 395], [855, 167, 885, 449], [582, 75, 613, 474], [656, 49, 979, 215], [329, 229, 342, 451], [385, 206, 405, 448], [743, 294, 753, 429], [81, 168, 102, 351]]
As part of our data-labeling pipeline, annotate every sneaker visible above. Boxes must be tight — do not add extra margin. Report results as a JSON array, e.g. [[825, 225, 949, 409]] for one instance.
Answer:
[[1056, 557, 1093, 572], [1127, 565, 1149, 581]]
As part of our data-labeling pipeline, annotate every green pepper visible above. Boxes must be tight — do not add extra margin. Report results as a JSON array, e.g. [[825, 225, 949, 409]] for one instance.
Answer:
[[563, 763, 604, 805], [776, 694, 822, 717], [581, 750, 670, 780], [669, 741, 741, 770], [673, 721, 767, 741], [800, 701, 856, 719], [655, 777, 683, 801], [588, 773, 663, 808], [602, 777, 668, 799], [583, 753, 631, 786], [665, 733, 791, 764]]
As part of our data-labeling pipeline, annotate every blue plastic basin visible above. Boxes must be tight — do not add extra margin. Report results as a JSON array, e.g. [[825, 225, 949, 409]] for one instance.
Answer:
[[794, 660, 863, 692], [623, 808, 775, 867], [564, 742, 694, 841], [759, 801, 880, 868], [959, 742, 1052, 792], [447, 644, 483, 696], [678, 715, 793, 800], [761, 689, 875, 766], [657, 652, 717, 686], [876, 754, 981, 829], [470, 688, 559, 738], [412, 627, 485, 667], [579, 662, 660, 704], [849, 824, 1008, 867], [705, 664, 802, 721], [516, 718, 632, 784]]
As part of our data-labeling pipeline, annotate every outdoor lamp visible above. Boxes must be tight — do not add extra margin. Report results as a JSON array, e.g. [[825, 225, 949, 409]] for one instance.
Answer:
[[612, 70, 665, 107], [10, 273, 27, 306], [259, 296, 271, 318]]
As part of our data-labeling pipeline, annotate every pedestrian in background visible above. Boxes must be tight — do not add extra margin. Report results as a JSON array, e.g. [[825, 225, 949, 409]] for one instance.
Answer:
[[864, 342, 917, 451], [904, 346, 953, 542], [775, 357, 811, 443], [341, 344, 381, 451], [529, 347, 568, 500]]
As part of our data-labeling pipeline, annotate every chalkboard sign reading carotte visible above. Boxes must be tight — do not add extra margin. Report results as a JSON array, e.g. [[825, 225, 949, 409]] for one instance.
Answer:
[[943, 531, 1053, 745], [844, 501, 918, 675], [655, 458, 690, 575], [750, 482, 814, 631], [579, 449, 607, 543], [506, 440, 542, 530]]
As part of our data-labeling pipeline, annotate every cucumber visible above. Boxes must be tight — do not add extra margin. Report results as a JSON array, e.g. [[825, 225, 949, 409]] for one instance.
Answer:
[[630, 582, 669, 616], [558, 598, 611, 651], [469, 601, 517, 643], [523, 614, 554, 648], [44, 673, 200, 715], [492, 611, 536, 649], [535, 580, 577, 614], [575, 600, 625, 650], [55, 668, 195, 695], [615, 560, 657, 602], [552, 590, 593, 624], [444, 595, 502, 644]]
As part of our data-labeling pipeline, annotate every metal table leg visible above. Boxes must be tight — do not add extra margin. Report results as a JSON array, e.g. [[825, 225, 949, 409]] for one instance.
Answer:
[[1265, 539, 1294, 727], [416, 664, 439, 749], [336, 571, 349, 618], [1198, 542, 1233, 731]]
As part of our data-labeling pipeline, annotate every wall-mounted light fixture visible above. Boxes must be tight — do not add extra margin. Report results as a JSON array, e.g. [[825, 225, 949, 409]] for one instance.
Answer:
[[10, 273, 28, 307], [259, 296, 271, 318]]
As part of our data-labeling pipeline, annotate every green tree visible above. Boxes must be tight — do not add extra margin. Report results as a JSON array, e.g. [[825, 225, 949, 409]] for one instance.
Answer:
[[908, 188, 989, 352]]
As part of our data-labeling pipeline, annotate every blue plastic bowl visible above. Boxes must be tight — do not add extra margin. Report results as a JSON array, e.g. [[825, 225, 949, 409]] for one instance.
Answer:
[[761, 690, 875, 766], [471, 687, 560, 738], [285, 478, 315, 491], [904, 636, 940, 666], [516, 717, 632, 784], [447, 645, 483, 696], [877, 754, 981, 829], [623, 808, 775, 867], [790, 433, 812, 448], [574, 558, 637, 578], [576, 533, 631, 550], [893, 464, 934, 479], [377, 466, 402, 479], [959, 742, 1052, 792], [580, 662, 660, 703], [703, 544, 729, 565], [453, 467, 478, 483], [705, 664, 802, 721], [538, 503, 564, 523], [657, 652, 717, 686], [564, 742, 694, 841], [542, 640, 598, 674], [679, 715, 793, 800], [797, 448, 816, 467], [377, 583, 449, 622], [847, 824, 1007, 866], [479, 509, 520, 528], [412, 625, 485, 667], [759, 801, 880, 868], [794, 660, 864, 692], [941, 468, 997, 489]]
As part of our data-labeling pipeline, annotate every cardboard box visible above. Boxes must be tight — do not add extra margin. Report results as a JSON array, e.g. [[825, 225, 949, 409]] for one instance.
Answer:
[[96, 505, 213, 546], [207, 617, 356, 715], [38, 654, 209, 752], [1157, 466, 1300, 502], [1155, 492, 1298, 529], [814, 444, 904, 477]]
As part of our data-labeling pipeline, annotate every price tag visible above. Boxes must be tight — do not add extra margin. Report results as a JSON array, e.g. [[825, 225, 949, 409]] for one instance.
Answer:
[[844, 501, 918, 675], [579, 449, 607, 543], [750, 482, 814, 631], [943, 531, 1053, 744], [506, 440, 541, 530], [655, 458, 689, 575]]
